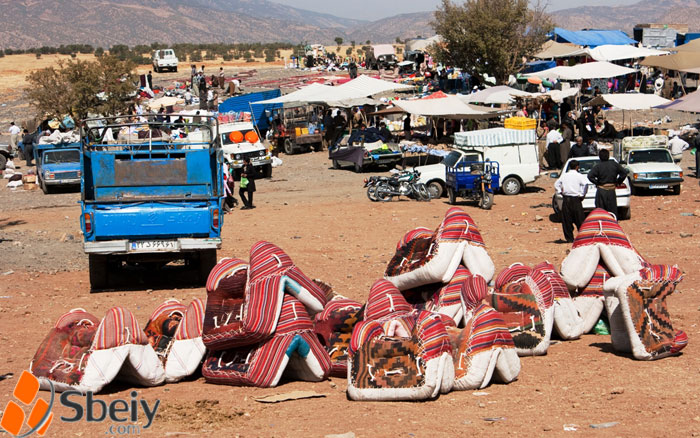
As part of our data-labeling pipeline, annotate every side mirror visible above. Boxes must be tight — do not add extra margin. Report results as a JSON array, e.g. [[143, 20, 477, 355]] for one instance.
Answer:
[[549, 172, 560, 178]]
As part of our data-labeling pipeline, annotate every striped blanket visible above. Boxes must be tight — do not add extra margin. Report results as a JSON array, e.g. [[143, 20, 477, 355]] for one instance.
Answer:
[[313, 296, 363, 377]]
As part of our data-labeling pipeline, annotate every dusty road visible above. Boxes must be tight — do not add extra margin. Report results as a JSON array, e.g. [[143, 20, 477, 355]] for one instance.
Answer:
[[1, 148, 699, 437]]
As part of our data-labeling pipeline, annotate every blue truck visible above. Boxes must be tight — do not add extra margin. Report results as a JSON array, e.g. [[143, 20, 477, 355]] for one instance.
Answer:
[[79, 114, 223, 290], [445, 152, 500, 210], [35, 142, 82, 194]]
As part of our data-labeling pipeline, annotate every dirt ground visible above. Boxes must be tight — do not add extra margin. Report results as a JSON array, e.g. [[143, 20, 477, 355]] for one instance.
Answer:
[[1, 143, 699, 437]]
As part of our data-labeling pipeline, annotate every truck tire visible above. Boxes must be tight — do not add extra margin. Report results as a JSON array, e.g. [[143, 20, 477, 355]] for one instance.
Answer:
[[480, 192, 494, 210], [284, 139, 295, 155], [427, 181, 443, 199], [618, 206, 631, 220], [0, 154, 6, 171], [39, 177, 52, 194], [354, 162, 363, 173], [89, 254, 109, 291], [173, 66, 178, 73], [672, 184, 681, 195], [313, 142, 323, 152], [447, 187, 456, 205], [502, 176, 522, 195], [332, 159, 340, 169], [199, 249, 217, 284], [262, 163, 272, 178]]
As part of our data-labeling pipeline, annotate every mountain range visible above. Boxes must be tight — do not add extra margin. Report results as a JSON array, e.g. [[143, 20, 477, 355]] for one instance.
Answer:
[[1, 0, 699, 50]]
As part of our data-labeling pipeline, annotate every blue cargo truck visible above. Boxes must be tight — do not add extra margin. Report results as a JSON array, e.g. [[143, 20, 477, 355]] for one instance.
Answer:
[[35, 142, 82, 194], [79, 115, 223, 290]]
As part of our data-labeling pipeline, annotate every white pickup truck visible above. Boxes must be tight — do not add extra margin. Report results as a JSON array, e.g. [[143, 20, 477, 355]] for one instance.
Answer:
[[220, 122, 272, 178], [152, 49, 178, 73], [415, 128, 541, 198], [617, 136, 683, 195]]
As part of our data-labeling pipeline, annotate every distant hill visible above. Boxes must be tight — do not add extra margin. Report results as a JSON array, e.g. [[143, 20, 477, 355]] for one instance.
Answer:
[[0, 0, 436, 49], [551, 0, 700, 33]]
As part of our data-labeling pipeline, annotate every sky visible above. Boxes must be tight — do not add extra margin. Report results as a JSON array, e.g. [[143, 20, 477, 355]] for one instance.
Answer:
[[270, 0, 640, 21]]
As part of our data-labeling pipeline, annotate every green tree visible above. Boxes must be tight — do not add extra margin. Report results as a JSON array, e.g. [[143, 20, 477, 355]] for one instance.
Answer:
[[395, 37, 402, 44], [334, 37, 344, 46], [94, 47, 104, 57], [25, 55, 136, 120], [365, 40, 371, 45], [432, 0, 552, 84]]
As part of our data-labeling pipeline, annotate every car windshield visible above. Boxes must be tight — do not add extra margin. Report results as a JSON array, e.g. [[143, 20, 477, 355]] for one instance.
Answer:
[[442, 151, 480, 167], [629, 149, 673, 164], [43, 150, 79, 164], [569, 159, 598, 174]]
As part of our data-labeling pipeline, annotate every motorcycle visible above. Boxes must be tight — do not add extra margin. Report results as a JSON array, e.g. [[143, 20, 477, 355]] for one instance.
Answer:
[[364, 175, 388, 202], [372, 170, 430, 202]]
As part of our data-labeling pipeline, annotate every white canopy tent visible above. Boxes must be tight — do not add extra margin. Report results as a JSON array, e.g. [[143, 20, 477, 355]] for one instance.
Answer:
[[587, 93, 670, 110], [525, 62, 636, 80], [392, 94, 502, 119], [460, 86, 536, 104], [584, 45, 667, 62], [252, 82, 333, 105]]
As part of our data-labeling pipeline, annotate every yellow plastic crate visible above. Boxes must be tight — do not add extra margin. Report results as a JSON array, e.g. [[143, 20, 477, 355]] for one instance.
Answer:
[[295, 127, 302, 136], [504, 117, 536, 130]]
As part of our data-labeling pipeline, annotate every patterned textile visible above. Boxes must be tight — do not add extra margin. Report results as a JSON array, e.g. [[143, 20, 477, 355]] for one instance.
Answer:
[[145, 300, 187, 364], [202, 295, 331, 387], [396, 227, 433, 250], [202, 258, 251, 350], [604, 265, 687, 360], [385, 208, 469, 290], [561, 208, 644, 289], [488, 265, 554, 356], [313, 296, 363, 377], [533, 262, 585, 340], [494, 263, 532, 290], [31, 307, 165, 393], [448, 303, 520, 390], [571, 263, 609, 334], [401, 266, 472, 325], [364, 279, 413, 321]]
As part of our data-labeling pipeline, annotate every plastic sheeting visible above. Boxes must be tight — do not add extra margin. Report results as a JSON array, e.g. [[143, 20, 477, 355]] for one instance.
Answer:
[[525, 62, 636, 80], [587, 93, 670, 110], [552, 28, 636, 47], [454, 128, 537, 148]]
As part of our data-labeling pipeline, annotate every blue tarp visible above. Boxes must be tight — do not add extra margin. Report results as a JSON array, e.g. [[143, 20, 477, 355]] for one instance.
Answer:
[[553, 27, 636, 48], [218, 90, 282, 130], [523, 60, 556, 73], [677, 33, 700, 46]]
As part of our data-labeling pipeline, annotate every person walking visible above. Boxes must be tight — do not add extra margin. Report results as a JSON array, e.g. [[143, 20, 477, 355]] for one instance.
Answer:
[[555, 160, 589, 242], [218, 67, 225, 89], [545, 125, 564, 169], [8, 122, 20, 153], [239, 158, 256, 210], [588, 149, 628, 215]]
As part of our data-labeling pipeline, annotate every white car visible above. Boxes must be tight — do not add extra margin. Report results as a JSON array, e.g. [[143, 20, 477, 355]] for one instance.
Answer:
[[552, 157, 632, 220], [152, 49, 178, 73], [624, 148, 683, 195]]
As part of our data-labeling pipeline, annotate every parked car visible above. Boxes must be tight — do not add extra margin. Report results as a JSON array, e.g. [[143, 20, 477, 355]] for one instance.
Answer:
[[624, 148, 683, 195], [152, 49, 178, 73], [551, 157, 632, 220], [35, 144, 81, 194]]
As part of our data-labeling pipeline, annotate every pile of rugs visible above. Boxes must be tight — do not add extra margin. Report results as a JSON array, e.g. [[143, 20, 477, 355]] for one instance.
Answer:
[[26, 207, 686, 398]]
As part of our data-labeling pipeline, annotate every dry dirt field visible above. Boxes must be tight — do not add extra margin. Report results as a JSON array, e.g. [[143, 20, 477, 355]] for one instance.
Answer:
[[0, 147, 699, 437]]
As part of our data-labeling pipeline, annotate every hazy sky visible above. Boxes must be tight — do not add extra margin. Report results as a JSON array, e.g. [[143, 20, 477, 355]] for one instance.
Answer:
[[270, 0, 640, 20]]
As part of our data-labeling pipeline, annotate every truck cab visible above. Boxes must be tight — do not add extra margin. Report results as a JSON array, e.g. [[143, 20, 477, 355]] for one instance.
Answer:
[[79, 115, 223, 290], [35, 143, 81, 194], [219, 121, 272, 178], [152, 49, 178, 73]]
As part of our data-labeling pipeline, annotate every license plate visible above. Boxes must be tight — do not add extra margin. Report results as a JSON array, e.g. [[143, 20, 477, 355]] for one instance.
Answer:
[[649, 184, 668, 189], [130, 240, 178, 252]]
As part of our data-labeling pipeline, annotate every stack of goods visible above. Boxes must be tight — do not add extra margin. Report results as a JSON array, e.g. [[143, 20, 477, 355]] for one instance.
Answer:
[[560, 208, 687, 360], [347, 207, 520, 401], [201, 242, 332, 387]]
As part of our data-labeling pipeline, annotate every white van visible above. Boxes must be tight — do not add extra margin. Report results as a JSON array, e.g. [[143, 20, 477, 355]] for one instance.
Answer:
[[152, 49, 178, 73], [219, 122, 272, 178], [416, 128, 540, 197]]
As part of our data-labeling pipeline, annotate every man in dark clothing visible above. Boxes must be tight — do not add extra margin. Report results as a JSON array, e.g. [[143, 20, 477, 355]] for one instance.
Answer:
[[403, 115, 411, 140], [588, 149, 628, 215], [378, 122, 392, 143], [239, 158, 256, 210], [147, 71, 153, 90], [570, 136, 589, 158], [21, 129, 35, 166]]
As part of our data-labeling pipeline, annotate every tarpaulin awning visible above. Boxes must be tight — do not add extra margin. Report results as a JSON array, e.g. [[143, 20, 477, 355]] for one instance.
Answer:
[[253, 83, 333, 105], [640, 51, 700, 72], [525, 62, 636, 80], [460, 86, 536, 104], [584, 45, 667, 61], [523, 60, 557, 73], [552, 27, 636, 47], [673, 38, 700, 52], [587, 93, 671, 110], [392, 92, 503, 119], [534, 40, 585, 59], [532, 87, 581, 103], [654, 89, 700, 112], [455, 127, 537, 147]]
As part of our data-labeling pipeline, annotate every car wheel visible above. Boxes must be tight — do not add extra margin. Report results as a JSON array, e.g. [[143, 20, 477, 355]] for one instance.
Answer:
[[427, 181, 443, 198], [332, 159, 340, 169], [672, 184, 681, 195], [0, 154, 6, 170], [89, 254, 109, 291], [551, 194, 561, 215], [447, 187, 456, 205], [480, 192, 494, 210], [502, 176, 521, 195], [618, 206, 631, 220], [262, 163, 272, 178], [354, 162, 363, 173]]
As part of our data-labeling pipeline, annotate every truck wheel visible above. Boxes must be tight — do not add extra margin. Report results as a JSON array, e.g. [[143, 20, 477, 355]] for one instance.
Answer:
[[618, 206, 631, 220], [173, 66, 178, 73], [672, 184, 681, 195], [0, 154, 6, 171], [427, 181, 443, 198], [17, 149, 25, 161], [40, 178, 52, 194], [89, 254, 109, 291], [284, 139, 295, 155], [502, 177, 521, 195], [199, 249, 217, 284], [630, 184, 637, 195], [313, 142, 323, 152], [262, 163, 272, 178], [447, 187, 456, 205], [480, 192, 494, 210], [332, 159, 340, 169], [354, 163, 363, 173]]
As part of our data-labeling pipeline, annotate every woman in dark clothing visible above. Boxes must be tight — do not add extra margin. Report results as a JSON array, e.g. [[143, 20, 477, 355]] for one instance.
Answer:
[[239, 158, 256, 210]]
